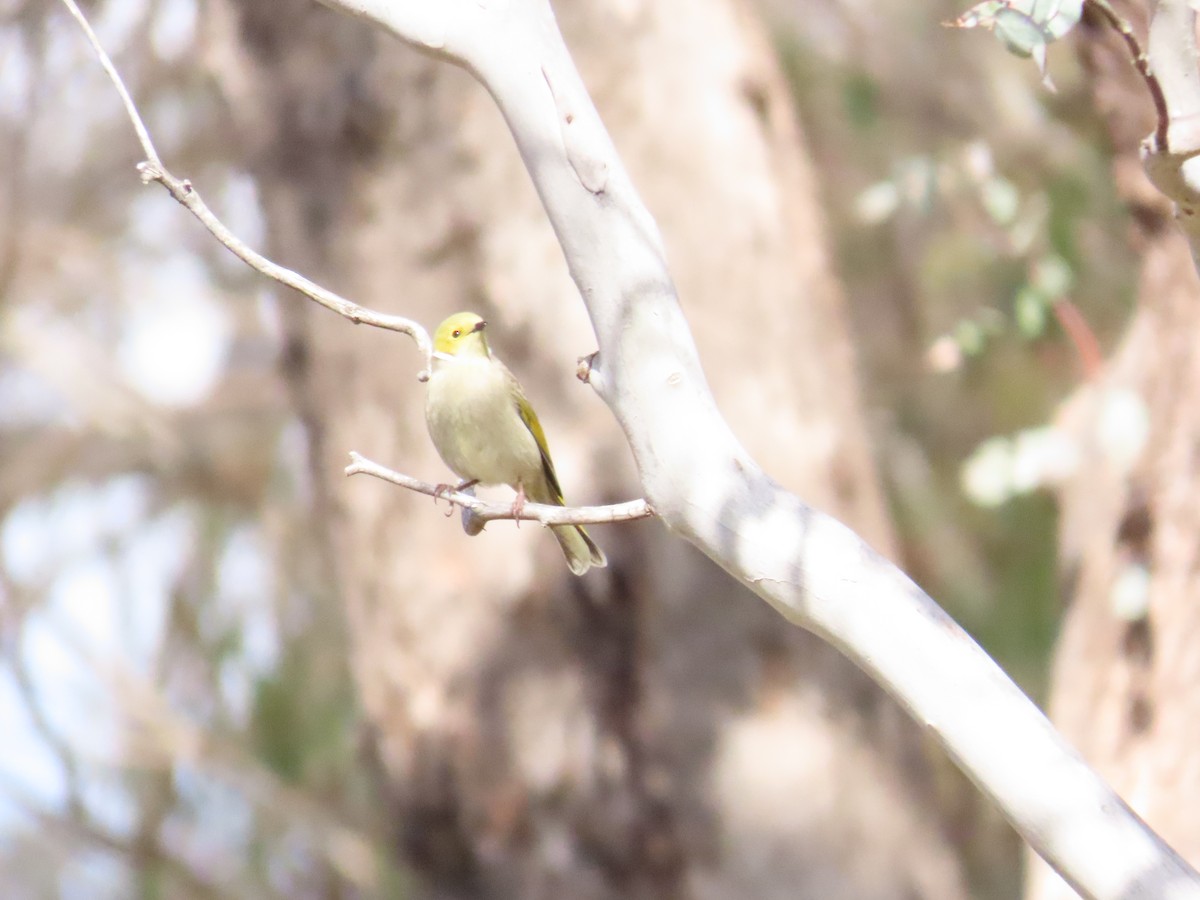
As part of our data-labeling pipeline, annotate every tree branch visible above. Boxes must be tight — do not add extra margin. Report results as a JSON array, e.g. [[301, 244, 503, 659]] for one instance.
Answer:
[[1141, 0, 1200, 247], [311, 1, 1200, 896], [345, 452, 654, 527], [55, 0, 434, 380], [62, 0, 1200, 890], [1088, 0, 1171, 152]]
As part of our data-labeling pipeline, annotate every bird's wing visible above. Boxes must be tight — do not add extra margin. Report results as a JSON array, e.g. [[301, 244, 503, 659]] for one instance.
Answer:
[[512, 385, 566, 505]]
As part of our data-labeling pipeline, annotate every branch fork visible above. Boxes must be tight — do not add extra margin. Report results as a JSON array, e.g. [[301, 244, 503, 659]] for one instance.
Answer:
[[62, 0, 1200, 893]]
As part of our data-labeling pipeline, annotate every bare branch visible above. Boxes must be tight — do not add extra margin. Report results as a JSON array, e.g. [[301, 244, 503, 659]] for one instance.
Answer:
[[0, 784, 224, 899], [2, 644, 86, 820], [135, 161, 433, 378], [1051, 296, 1104, 378], [1145, 0, 1200, 154], [314, 2, 1200, 897], [106, 662, 383, 892], [57, 0, 1200, 889], [55, 0, 434, 379], [1087, 0, 1171, 152], [1141, 0, 1200, 244], [57, 0, 162, 170], [345, 452, 654, 526]]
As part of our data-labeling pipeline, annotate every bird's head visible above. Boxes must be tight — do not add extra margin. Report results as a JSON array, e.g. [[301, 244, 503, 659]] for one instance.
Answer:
[[433, 312, 490, 361]]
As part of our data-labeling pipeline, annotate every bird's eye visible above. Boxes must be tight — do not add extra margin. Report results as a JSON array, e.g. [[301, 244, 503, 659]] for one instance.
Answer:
[[452, 329, 461, 338]]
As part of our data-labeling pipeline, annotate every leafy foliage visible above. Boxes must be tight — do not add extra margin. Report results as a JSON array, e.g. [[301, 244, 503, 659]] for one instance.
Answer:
[[949, 0, 1085, 85]]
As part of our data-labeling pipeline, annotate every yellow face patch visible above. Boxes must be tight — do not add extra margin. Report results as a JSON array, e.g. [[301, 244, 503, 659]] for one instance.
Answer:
[[433, 312, 488, 356]]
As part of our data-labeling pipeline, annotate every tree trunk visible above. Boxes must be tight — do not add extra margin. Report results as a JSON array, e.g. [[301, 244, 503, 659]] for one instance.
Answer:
[[211, 0, 966, 896], [1031, 4, 1200, 897]]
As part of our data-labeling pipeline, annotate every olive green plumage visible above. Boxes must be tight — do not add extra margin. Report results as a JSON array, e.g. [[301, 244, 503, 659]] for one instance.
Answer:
[[424, 312, 606, 576]]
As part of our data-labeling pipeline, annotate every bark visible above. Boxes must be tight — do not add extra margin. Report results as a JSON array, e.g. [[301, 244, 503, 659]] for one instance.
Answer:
[[1031, 4, 1200, 897], [210, 0, 964, 897]]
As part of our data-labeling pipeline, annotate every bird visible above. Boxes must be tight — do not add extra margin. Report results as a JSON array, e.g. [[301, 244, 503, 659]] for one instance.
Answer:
[[424, 311, 607, 576]]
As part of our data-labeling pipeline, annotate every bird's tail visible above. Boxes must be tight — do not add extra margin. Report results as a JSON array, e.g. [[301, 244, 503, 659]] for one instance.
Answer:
[[551, 523, 607, 576], [524, 472, 607, 576]]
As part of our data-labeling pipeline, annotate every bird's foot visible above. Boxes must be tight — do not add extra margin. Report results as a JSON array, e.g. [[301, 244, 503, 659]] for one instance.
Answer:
[[510, 485, 527, 527], [434, 479, 478, 517]]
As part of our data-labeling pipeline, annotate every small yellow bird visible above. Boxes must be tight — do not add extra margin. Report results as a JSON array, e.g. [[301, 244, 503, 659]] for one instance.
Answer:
[[424, 312, 607, 576]]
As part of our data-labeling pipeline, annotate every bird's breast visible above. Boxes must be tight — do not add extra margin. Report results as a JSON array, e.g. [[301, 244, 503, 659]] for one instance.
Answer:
[[425, 359, 541, 487]]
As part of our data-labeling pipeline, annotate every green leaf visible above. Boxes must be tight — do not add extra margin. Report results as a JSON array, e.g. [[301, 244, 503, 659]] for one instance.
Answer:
[[961, 436, 1015, 507], [994, 7, 1047, 57], [1014, 285, 1048, 337], [954, 319, 988, 356], [981, 176, 1020, 225], [950, 0, 1084, 62], [1032, 253, 1073, 297]]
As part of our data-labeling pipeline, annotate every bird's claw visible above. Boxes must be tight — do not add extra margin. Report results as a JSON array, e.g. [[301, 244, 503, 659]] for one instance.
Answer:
[[511, 486, 527, 528], [433, 479, 478, 517], [432, 483, 454, 514]]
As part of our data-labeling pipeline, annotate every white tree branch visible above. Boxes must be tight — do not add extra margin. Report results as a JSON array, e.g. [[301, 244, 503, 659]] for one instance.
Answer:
[[60, 0, 1200, 889], [345, 452, 653, 527], [310, 0, 1200, 896], [1142, 0, 1200, 248]]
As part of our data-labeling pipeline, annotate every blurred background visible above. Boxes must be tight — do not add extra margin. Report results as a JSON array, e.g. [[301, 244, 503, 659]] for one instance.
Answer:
[[2, 0, 1196, 897]]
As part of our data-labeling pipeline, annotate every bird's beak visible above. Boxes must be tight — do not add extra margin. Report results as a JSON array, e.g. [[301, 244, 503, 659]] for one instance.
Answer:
[[473, 320, 487, 333]]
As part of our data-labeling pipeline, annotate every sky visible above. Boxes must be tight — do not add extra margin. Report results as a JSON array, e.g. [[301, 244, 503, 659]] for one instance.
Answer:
[[0, 0, 282, 880]]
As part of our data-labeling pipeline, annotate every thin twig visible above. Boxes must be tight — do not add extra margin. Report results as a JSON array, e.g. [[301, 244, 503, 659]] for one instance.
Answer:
[[135, 160, 433, 377], [0, 776, 225, 899], [1086, 0, 1171, 153], [56, 0, 434, 379], [57, 0, 162, 169], [345, 452, 655, 526], [105, 662, 383, 891], [1052, 296, 1105, 379]]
